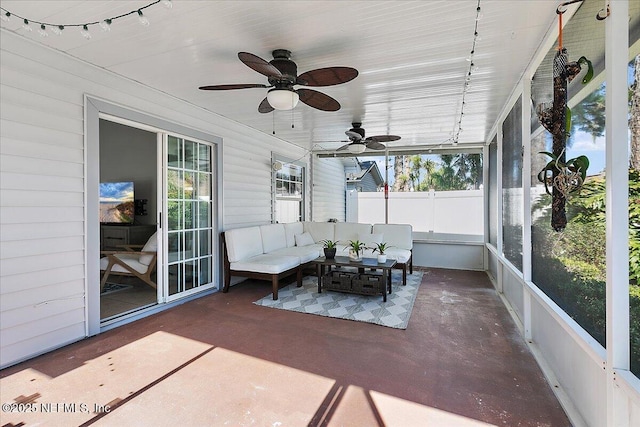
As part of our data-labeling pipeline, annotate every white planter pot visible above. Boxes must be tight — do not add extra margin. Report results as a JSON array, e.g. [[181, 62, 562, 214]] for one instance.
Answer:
[[377, 254, 387, 263], [348, 249, 361, 261]]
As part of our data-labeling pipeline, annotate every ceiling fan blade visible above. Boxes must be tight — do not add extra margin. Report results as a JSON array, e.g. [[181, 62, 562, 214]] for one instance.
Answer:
[[345, 130, 363, 142], [336, 143, 352, 151], [198, 83, 269, 90], [367, 135, 401, 143], [297, 67, 359, 87], [366, 140, 387, 150], [298, 88, 340, 111], [258, 97, 274, 113], [238, 52, 282, 78]]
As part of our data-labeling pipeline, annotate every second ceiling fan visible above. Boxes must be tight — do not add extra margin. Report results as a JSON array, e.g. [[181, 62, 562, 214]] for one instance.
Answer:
[[336, 123, 401, 153], [199, 49, 358, 113]]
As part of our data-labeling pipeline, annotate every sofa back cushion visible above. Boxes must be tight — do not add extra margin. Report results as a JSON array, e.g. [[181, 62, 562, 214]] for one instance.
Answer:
[[373, 223, 413, 250], [224, 226, 264, 262], [303, 221, 335, 243], [259, 223, 287, 253], [334, 222, 372, 244], [283, 222, 304, 248]]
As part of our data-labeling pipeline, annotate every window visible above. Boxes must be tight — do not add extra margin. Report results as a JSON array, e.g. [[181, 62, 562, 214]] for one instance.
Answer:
[[502, 96, 523, 272], [273, 158, 305, 223]]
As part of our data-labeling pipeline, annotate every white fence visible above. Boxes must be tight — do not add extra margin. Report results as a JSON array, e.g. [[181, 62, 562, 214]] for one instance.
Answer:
[[354, 190, 484, 236]]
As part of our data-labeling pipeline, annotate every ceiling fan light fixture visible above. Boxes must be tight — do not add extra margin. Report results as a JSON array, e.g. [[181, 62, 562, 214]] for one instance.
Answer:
[[267, 89, 299, 110], [348, 143, 367, 154]]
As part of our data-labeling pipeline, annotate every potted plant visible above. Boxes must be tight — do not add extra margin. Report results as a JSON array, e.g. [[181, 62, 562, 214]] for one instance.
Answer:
[[346, 239, 367, 261], [320, 239, 338, 259], [370, 242, 393, 263], [537, 151, 589, 198]]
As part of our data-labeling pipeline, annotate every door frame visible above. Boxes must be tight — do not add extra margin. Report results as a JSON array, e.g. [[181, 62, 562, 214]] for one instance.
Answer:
[[85, 96, 223, 336]]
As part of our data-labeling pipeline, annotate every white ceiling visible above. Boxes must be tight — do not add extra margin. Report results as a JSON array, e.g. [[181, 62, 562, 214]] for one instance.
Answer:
[[0, 0, 561, 152]]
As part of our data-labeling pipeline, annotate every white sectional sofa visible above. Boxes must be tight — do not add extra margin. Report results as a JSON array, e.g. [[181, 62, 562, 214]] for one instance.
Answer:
[[222, 221, 413, 300]]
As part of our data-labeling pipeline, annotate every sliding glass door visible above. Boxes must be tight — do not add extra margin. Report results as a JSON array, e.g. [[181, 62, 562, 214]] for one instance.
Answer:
[[165, 135, 215, 300]]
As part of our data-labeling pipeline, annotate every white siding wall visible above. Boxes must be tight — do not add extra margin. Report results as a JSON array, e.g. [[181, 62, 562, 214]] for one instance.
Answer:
[[311, 156, 345, 222], [0, 30, 305, 368]]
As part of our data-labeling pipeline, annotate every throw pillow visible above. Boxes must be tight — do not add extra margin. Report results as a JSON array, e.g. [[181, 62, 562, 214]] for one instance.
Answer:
[[295, 232, 315, 247]]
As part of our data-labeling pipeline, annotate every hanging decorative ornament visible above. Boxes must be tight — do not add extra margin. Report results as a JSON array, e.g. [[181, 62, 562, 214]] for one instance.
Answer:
[[536, 0, 593, 232]]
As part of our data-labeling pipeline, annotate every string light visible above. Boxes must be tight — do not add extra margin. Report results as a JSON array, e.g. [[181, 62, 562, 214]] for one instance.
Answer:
[[452, 0, 482, 144], [0, 0, 170, 39]]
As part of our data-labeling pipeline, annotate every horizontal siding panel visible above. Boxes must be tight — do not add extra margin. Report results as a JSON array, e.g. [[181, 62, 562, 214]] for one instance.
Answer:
[[0, 207, 84, 224], [1, 279, 84, 312], [0, 51, 88, 105], [0, 322, 85, 368], [223, 180, 271, 194], [1, 236, 84, 259], [0, 119, 84, 150], [0, 172, 84, 192], [1, 296, 84, 331], [0, 222, 84, 242], [0, 137, 84, 163], [224, 207, 271, 218], [0, 154, 84, 178], [0, 84, 84, 122], [0, 250, 84, 277], [1, 308, 85, 348], [1, 102, 83, 135], [1, 265, 85, 294], [1, 189, 84, 207]]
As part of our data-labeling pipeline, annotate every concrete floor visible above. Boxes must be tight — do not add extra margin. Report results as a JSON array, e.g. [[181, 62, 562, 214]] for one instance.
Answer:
[[0, 268, 571, 426]]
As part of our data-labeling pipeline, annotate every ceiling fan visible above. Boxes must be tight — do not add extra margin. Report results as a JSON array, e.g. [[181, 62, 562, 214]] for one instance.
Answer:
[[336, 123, 401, 154], [199, 49, 358, 113]]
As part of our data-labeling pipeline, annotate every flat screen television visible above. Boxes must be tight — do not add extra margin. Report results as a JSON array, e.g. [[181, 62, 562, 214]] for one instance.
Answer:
[[100, 181, 135, 224]]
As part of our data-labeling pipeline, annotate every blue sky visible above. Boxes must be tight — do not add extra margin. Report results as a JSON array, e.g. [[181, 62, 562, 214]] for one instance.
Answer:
[[100, 181, 134, 202]]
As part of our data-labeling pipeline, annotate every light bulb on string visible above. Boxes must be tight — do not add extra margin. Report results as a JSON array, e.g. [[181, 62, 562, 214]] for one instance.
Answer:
[[162, 0, 173, 8], [22, 19, 32, 32], [137, 10, 150, 26], [1, 11, 10, 22], [37, 24, 48, 37], [99, 18, 112, 32], [51, 25, 64, 35], [476, 6, 484, 20], [80, 24, 92, 40]]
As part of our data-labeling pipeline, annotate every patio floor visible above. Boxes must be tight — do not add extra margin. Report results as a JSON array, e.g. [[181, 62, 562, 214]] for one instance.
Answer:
[[0, 268, 571, 426]]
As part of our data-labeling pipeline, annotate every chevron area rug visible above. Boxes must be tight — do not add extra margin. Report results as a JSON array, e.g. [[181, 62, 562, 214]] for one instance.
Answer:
[[254, 270, 424, 329]]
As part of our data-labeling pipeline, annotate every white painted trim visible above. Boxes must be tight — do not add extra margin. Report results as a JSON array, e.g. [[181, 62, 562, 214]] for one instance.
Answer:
[[605, 1, 631, 425]]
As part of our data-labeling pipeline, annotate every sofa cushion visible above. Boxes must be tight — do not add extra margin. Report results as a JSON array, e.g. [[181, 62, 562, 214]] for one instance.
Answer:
[[373, 224, 413, 250], [283, 222, 303, 247], [359, 232, 383, 248], [139, 231, 157, 265], [260, 223, 287, 253], [334, 222, 372, 243], [230, 253, 300, 274], [303, 221, 335, 243], [271, 244, 323, 263], [384, 248, 412, 264], [295, 232, 315, 247], [225, 226, 264, 263]]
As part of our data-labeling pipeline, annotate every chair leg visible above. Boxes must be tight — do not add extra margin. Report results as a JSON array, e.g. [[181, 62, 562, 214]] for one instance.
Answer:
[[271, 275, 279, 300], [100, 261, 116, 291], [296, 268, 303, 287], [223, 267, 231, 293], [410, 257, 413, 274], [403, 265, 407, 286]]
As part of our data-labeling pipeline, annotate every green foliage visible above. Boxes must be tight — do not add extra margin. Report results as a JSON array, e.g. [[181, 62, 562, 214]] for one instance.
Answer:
[[531, 169, 640, 372], [347, 240, 367, 256], [320, 239, 338, 249], [536, 151, 590, 196], [569, 83, 605, 144], [370, 242, 392, 254]]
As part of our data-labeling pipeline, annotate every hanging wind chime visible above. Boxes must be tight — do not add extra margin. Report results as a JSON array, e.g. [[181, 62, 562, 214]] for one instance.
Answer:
[[536, 0, 593, 231]]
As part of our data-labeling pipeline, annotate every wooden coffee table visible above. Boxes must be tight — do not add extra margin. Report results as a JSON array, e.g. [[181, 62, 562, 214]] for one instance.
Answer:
[[312, 256, 397, 302]]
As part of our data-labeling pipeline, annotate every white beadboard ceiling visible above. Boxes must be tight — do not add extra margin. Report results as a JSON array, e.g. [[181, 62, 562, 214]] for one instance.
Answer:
[[0, 0, 562, 152]]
